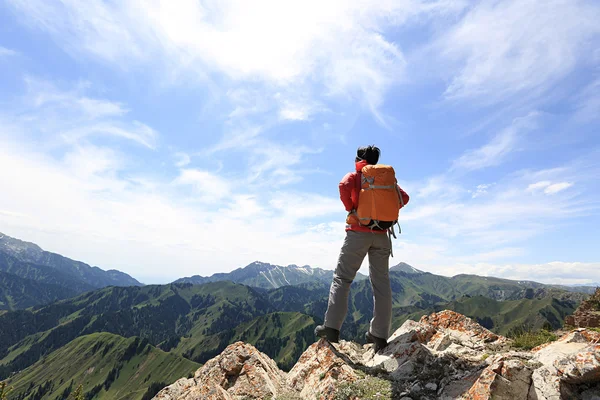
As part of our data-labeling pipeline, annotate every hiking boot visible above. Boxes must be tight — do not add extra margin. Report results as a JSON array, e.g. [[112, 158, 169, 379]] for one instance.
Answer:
[[365, 331, 388, 352], [314, 325, 340, 343]]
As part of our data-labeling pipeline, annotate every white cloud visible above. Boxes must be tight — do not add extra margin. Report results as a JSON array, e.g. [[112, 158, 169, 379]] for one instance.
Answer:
[[174, 168, 231, 201], [0, 137, 346, 282], [453, 112, 539, 171], [25, 77, 127, 118], [0, 46, 18, 56], [527, 181, 574, 195], [5, 78, 159, 150], [401, 147, 599, 271], [61, 122, 158, 149], [574, 78, 600, 123], [544, 182, 573, 195], [470, 183, 493, 198], [174, 152, 191, 168], [417, 260, 600, 285], [7, 0, 466, 120], [527, 181, 552, 192], [436, 0, 600, 103]]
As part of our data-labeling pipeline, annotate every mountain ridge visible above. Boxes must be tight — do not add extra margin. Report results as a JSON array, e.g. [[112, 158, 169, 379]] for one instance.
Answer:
[[174, 260, 368, 289], [0, 232, 142, 294]]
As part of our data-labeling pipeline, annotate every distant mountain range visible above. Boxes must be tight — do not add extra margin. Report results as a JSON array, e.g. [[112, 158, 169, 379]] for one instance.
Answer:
[[0, 233, 597, 399], [0, 232, 142, 310], [174, 261, 368, 289]]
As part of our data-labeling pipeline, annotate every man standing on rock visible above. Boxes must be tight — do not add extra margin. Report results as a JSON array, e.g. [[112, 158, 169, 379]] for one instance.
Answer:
[[315, 145, 409, 352]]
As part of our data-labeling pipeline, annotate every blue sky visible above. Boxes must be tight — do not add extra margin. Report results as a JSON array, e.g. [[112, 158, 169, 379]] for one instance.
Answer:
[[0, 0, 599, 284]]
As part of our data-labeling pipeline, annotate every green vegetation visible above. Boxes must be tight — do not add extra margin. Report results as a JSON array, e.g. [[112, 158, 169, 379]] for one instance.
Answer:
[[333, 376, 393, 399], [68, 385, 83, 400], [178, 311, 316, 370], [509, 328, 558, 350], [443, 295, 576, 335], [0, 271, 79, 311], [0, 282, 317, 380], [336, 273, 581, 341], [5, 332, 198, 400], [1, 382, 12, 400]]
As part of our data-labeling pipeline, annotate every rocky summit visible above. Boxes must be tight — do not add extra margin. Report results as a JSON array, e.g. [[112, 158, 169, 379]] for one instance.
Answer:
[[154, 310, 600, 400], [566, 287, 600, 328]]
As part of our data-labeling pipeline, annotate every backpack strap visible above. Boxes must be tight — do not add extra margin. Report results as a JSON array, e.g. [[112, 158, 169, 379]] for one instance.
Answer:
[[388, 227, 394, 258], [355, 171, 362, 209], [349, 171, 362, 219]]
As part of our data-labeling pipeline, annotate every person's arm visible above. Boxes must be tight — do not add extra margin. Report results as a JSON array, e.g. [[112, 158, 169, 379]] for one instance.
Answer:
[[339, 172, 355, 212], [398, 185, 409, 208]]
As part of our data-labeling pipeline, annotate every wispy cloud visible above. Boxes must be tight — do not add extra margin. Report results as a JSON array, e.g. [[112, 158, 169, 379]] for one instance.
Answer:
[[470, 183, 494, 198], [0, 46, 18, 56], [452, 112, 539, 171], [6, 77, 159, 149], [0, 76, 344, 281], [435, 0, 600, 103], [173, 152, 191, 168], [174, 168, 231, 202], [416, 259, 600, 285], [528, 181, 573, 195], [574, 78, 600, 123], [6, 0, 466, 122], [0, 137, 344, 282], [2, 0, 599, 286]]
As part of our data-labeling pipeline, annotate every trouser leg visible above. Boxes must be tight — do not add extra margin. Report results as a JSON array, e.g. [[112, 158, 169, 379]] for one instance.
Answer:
[[368, 233, 392, 339], [324, 231, 371, 331]]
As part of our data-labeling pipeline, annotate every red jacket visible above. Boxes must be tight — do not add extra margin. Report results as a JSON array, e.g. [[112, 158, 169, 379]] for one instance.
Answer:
[[340, 160, 410, 233]]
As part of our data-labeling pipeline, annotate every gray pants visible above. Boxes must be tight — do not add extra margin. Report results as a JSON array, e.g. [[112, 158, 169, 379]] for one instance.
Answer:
[[323, 230, 392, 339]]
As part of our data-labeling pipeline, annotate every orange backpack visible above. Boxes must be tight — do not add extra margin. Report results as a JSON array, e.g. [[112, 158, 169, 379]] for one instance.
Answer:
[[356, 164, 403, 230]]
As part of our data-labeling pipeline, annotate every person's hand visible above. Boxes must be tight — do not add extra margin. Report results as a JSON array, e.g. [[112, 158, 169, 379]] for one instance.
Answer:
[[346, 211, 359, 225]]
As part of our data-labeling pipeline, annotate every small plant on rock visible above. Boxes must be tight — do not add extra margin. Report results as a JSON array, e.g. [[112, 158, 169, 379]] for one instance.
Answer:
[[509, 328, 557, 350]]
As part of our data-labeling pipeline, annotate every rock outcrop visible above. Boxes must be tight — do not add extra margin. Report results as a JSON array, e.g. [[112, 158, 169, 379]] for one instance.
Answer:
[[287, 339, 360, 399], [154, 310, 600, 400], [565, 287, 600, 328], [153, 342, 287, 400]]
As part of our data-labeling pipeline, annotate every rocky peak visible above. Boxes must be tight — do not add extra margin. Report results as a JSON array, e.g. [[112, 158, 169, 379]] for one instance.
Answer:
[[390, 262, 424, 274], [420, 310, 504, 347], [154, 342, 287, 400], [565, 287, 600, 328], [154, 311, 600, 400], [0, 232, 43, 259]]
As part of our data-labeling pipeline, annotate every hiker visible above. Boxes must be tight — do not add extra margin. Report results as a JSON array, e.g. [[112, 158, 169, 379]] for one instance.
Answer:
[[315, 145, 409, 352]]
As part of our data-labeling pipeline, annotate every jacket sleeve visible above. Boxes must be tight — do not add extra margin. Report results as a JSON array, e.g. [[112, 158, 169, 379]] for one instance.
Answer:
[[339, 172, 355, 212], [398, 185, 410, 209]]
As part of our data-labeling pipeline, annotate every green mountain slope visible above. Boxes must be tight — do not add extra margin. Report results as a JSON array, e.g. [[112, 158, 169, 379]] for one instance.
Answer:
[[177, 311, 316, 371], [5, 332, 199, 400], [0, 232, 141, 289], [0, 253, 95, 294], [0, 271, 79, 311], [444, 295, 579, 334], [0, 282, 274, 379]]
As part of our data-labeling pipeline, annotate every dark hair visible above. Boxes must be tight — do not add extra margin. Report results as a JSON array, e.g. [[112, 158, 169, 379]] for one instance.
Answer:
[[356, 145, 380, 165]]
